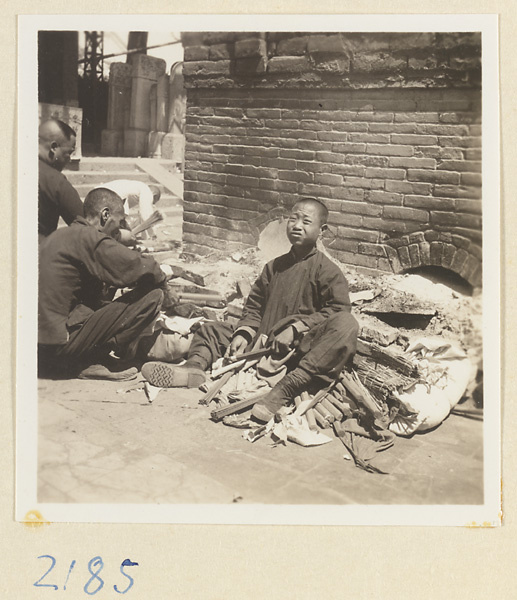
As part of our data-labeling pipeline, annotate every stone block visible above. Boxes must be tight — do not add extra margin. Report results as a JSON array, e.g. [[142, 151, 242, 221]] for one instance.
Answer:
[[101, 129, 122, 156], [385, 245, 403, 272], [235, 56, 267, 75], [307, 34, 348, 55], [131, 54, 167, 80], [209, 43, 233, 60], [184, 45, 210, 61], [353, 52, 406, 73], [235, 38, 267, 59], [268, 56, 311, 74], [397, 246, 412, 269], [419, 241, 431, 265], [441, 243, 457, 268], [408, 243, 421, 267], [430, 241, 444, 265], [276, 36, 309, 56]]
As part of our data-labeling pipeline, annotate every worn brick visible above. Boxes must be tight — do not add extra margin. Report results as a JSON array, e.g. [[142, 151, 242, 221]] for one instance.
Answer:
[[299, 160, 333, 174], [358, 242, 387, 257], [433, 185, 481, 199], [404, 195, 455, 211], [419, 241, 431, 265], [362, 217, 408, 235], [395, 112, 440, 123], [318, 131, 351, 143], [439, 136, 481, 148], [343, 176, 384, 190], [366, 190, 403, 205], [278, 170, 312, 183], [280, 149, 315, 160], [347, 154, 389, 167], [235, 38, 267, 58], [307, 34, 348, 55], [340, 200, 382, 216], [439, 112, 479, 124], [209, 44, 233, 61], [430, 241, 444, 265], [351, 112, 394, 123], [369, 122, 417, 134], [451, 248, 469, 272], [456, 199, 482, 214], [365, 167, 406, 180], [331, 187, 365, 202], [389, 156, 436, 169], [332, 142, 366, 154], [416, 146, 464, 160], [437, 160, 481, 173], [184, 44, 210, 61], [183, 60, 231, 77], [259, 178, 298, 193], [397, 246, 412, 269], [316, 151, 345, 164], [331, 122, 369, 133], [415, 123, 470, 136], [430, 211, 459, 227], [349, 133, 390, 144], [298, 139, 332, 151], [314, 173, 343, 186], [384, 205, 429, 222], [276, 35, 309, 56], [441, 243, 457, 268], [328, 212, 363, 228], [268, 56, 311, 73], [391, 134, 438, 146], [327, 239, 360, 253], [461, 172, 482, 186], [331, 164, 365, 177], [385, 245, 403, 272], [353, 52, 406, 72], [298, 183, 332, 197], [366, 144, 413, 157], [385, 180, 433, 195], [407, 169, 460, 185], [336, 226, 379, 243], [407, 243, 421, 267]]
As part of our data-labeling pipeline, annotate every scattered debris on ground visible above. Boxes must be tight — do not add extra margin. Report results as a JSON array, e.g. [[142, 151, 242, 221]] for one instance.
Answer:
[[137, 241, 482, 474]]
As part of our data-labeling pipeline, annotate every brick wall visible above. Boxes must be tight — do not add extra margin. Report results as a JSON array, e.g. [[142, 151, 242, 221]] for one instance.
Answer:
[[181, 32, 482, 286]]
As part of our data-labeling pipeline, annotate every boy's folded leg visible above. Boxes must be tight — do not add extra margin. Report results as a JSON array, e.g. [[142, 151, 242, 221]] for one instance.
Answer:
[[141, 361, 207, 388], [251, 367, 312, 422]]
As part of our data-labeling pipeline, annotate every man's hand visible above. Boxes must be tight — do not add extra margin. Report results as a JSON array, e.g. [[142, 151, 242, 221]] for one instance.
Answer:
[[225, 334, 249, 359], [119, 229, 137, 246], [271, 326, 295, 356], [162, 286, 179, 312]]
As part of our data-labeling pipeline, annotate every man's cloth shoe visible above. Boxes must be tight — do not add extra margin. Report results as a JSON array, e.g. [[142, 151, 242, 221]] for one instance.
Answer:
[[141, 361, 206, 388]]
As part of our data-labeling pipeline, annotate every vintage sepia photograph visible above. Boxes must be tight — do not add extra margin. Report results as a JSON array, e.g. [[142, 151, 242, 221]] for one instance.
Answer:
[[16, 15, 500, 524]]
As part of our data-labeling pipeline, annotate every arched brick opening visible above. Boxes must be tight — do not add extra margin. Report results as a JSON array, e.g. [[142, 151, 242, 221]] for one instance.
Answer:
[[383, 230, 482, 287], [247, 206, 288, 241]]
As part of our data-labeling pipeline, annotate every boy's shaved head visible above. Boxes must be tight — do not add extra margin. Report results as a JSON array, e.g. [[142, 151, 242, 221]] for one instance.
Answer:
[[293, 197, 329, 225]]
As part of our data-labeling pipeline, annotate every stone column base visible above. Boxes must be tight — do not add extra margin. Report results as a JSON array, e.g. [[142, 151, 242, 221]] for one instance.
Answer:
[[148, 131, 166, 158], [123, 128, 148, 157], [101, 129, 123, 156], [161, 132, 185, 166]]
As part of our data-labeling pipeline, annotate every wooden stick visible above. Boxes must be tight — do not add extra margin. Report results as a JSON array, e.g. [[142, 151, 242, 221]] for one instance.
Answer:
[[313, 409, 330, 429], [305, 408, 318, 431], [131, 210, 163, 235], [199, 371, 233, 406], [295, 386, 334, 417], [321, 397, 343, 421], [326, 393, 353, 418], [210, 393, 265, 422], [314, 402, 335, 424]]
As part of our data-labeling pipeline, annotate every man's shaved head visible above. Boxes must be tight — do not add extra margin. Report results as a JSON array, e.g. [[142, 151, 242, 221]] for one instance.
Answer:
[[39, 118, 76, 143], [293, 197, 329, 226], [38, 118, 77, 171]]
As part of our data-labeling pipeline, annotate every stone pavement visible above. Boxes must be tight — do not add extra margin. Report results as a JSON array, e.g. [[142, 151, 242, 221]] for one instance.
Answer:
[[38, 375, 483, 505]]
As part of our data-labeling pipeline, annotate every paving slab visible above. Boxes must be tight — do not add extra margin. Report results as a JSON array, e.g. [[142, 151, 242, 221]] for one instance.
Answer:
[[38, 374, 484, 507]]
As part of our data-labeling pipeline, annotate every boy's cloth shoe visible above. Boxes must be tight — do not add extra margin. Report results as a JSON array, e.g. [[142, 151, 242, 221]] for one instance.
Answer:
[[251, 367, 312, 422], [141, 361, 206, 388], [78, 364, 138, 381]]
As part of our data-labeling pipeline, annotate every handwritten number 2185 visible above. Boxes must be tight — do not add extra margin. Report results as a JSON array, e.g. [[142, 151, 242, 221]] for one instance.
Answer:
[[34, 555, 138, 594]]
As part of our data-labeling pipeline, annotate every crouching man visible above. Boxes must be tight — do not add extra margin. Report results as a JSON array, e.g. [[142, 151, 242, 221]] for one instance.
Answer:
[[38, 187, 175, 380], [142, 197, 359, 422]]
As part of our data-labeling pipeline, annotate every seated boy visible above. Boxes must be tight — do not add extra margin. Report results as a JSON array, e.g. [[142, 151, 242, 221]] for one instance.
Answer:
[[142, 197, 359, 422]]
